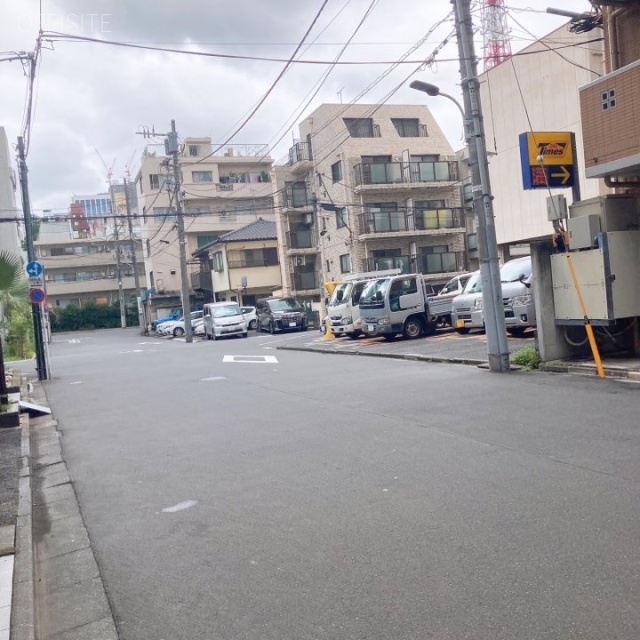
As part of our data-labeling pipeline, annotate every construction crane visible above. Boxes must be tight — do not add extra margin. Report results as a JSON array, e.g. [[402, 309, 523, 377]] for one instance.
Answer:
[[481, 0, 512, 70], [123, 148, 137, 180], [95, 148, 116, 187]]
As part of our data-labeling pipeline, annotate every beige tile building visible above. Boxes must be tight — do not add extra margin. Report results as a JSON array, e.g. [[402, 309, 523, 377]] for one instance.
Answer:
[[135, 139, 275, 316], [272, 103, 467, 311], [0, 127, 22, 258]]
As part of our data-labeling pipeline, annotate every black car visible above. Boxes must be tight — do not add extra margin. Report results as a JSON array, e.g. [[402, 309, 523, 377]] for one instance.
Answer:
[[256, 297, 308, 334]]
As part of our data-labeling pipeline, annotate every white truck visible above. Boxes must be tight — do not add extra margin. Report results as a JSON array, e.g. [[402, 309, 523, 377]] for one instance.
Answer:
[[325, 269, 401, 338], [358, 272, 470, 340]]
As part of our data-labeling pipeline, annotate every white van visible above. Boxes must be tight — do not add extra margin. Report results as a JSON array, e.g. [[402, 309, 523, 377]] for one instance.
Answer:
[[451, 257, 535, 336], [202, 302, 248, 340]]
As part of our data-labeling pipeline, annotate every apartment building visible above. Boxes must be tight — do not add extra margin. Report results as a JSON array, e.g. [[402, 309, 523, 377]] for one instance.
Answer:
[[0, 127, 22, 258], [135, 138, 274, 315], [34, 217, 144, 309], [272, 103, 466, 310]]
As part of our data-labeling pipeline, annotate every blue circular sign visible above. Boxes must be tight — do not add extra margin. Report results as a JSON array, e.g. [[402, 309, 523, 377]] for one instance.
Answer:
[[26, 261, 43, 277], [29, 288, 46, 304]]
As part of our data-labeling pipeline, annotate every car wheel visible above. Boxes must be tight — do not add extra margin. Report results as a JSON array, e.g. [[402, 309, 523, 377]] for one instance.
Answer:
[[249, 320, 257, 330], [403, 318, 423, 340], [299, 326, 307, 332], [456, 327, 470, 335], [173, 327, 185, 337], [206, 331, 213, 340], [242, 332, 248, 338], [383, 334, 397, 341], [347, 331, 361, 339], [507, 328, 527, 337], [269, 321, 276, 334]]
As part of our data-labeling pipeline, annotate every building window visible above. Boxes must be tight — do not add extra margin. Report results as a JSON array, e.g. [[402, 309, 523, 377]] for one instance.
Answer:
[[339, 254, 351, 274], [392, 118, 421, 137], [192, 171, 213, 183], [343, 118, 378, 138], [286, 181, 309, 208], [467, 233, 478, 251], [188, 144, 200, 157], [422, 245, 456, 273], [326, 260, 331, 274], [331, 161, 343, 182], [197, 234, 218, 248], [601, 88, 616, 111], [336, 208, 347, 229], [212, 252, 224, 272], [149, 174, 167, 190]]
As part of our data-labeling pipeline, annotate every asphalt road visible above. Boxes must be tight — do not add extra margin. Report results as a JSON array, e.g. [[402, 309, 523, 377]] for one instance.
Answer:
[[39, 328, 640, 640]]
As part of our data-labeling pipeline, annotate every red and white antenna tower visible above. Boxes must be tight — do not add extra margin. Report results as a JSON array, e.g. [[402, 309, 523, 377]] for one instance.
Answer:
[[481, 0, 512, 70]]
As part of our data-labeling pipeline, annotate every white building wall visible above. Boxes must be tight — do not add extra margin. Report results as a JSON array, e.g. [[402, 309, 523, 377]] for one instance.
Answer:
[[480, 25, 607, 249], [0, 127, 23, 257]]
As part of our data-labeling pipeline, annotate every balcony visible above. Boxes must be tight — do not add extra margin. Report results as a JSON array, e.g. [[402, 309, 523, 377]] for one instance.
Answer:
[[287, 141, 313, 174], [360, 208, 465, 238], [365, 251, 465, 276], [353, 160, 458, 191], [286, 228, 316, 254], [289, 271, 319, 293], [191, 270, 213, 292], [283, 185, 313, 212]]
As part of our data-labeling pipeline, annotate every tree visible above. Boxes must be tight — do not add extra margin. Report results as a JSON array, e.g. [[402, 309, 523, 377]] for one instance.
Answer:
[[0, 251, 29, 405]]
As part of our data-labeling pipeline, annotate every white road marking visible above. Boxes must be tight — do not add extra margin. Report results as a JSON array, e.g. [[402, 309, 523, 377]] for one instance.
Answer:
[[138, 342, 162, 345], [161, 500, 198, 513], [69, 381, 82, 385], [68, 339, 81, 343], [201, 376, 226, 382], [223, 355, 278, 363], [120, 349, 144, 353]]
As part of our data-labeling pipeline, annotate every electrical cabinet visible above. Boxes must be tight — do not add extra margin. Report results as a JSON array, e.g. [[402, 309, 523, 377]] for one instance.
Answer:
[[550, 231, 640, 324]]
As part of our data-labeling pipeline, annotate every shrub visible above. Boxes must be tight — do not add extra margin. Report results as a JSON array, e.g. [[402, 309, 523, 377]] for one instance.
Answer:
[[510, 346, 541, 371]]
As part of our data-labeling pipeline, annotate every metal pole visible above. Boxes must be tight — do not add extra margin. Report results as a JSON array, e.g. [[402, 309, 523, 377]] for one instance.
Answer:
[[124, 178, 144, 330], [113, 219, 127, 328], [169, 120, 193, 343], [453, 0, 510, 372], [17, 136, 48, 380]]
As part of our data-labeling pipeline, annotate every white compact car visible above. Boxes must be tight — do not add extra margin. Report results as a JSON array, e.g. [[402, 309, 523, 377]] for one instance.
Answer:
[[240, 306, 257, 330], [203, 302, 248, 340]]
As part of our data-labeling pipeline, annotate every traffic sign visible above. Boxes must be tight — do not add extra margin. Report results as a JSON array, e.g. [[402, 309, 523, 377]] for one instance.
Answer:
[[29, 288, 46, 304], [519, 131, 576, 190], [26, 261, 43, 277]]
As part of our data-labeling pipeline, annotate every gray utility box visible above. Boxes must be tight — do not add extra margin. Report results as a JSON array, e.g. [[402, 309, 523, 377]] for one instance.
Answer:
[[550, 231, 640, 325], [568, 214, 601, 250]]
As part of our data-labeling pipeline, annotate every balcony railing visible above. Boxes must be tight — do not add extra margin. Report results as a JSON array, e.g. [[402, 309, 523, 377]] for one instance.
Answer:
[[290, 271, 318, 291], [354, 161, 458, 186], [414, 208, 464, 230], [191, 270, 213, 291], [288, 141, 312, 165], [365, 251, 465, 275], [286, 228, 315, 249], [284, 186, 311, 208], [227, 258, 279, 269], [362, 208, 464, 234]]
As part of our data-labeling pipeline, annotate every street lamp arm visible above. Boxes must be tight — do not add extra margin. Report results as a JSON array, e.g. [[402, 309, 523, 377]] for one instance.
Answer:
[[433, 92, 466, 122]]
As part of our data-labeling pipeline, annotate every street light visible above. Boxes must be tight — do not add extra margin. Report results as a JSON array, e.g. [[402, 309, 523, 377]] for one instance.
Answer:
[[410, 69, 510, 372], [410, 80, 466, 122]]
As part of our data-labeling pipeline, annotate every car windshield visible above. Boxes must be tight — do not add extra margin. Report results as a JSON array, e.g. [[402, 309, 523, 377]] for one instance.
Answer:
[[500, 259, 532, 283], [329, 283, 352, 307], [360, 278, 389, 303], [463, 272, 483, 294], [212, 304, 241, 318], [268, 298, 304, 312]]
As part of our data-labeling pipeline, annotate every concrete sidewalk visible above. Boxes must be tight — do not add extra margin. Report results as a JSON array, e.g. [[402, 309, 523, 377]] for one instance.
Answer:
[[1, 369, 117, 640]]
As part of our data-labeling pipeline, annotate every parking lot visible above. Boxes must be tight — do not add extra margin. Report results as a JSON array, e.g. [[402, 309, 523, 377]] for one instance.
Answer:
[[164, 324, 537, 366]]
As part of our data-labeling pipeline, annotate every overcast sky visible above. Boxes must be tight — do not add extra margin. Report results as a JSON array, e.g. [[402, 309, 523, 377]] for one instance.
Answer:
[[0, 0, 594, 213]]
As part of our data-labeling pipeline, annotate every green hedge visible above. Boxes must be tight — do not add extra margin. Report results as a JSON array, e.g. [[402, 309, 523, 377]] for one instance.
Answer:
[[49, 302, 138, 332]]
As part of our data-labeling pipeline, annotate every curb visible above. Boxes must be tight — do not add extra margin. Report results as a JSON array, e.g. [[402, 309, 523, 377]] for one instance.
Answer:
[[11, 378, 35, 640], [540, 361, 640, 381], [277, 344, 488, 368]]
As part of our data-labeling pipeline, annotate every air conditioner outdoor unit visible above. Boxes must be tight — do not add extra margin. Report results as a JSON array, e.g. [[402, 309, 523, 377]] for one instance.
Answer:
[[294, 256, 306, 266], [303, 213, 313, 225]]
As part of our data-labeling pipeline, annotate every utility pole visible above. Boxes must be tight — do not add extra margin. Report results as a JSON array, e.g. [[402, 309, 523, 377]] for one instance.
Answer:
[[167, 120, 192, 343], [17, 137, 48, 380], [453, 0, 510, 372], [123, 178, 143, 330], [112, 218, 127, 328]]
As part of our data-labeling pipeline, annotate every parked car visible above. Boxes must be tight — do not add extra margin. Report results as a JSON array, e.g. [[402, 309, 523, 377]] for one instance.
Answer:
[[256, 297, 308, 334], [451, 256, 535, 336], [240, 306, 258, 330], [202, 302, 248, 340], [151, 307, 182, 331], [428, 272, 473, 327], [157, 310, 204, 337]]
